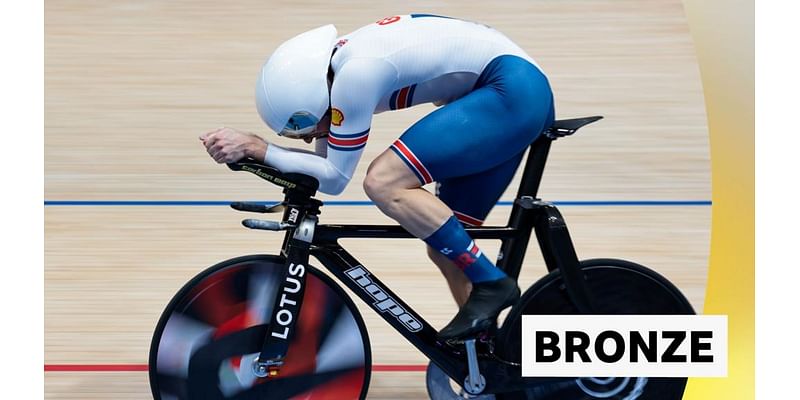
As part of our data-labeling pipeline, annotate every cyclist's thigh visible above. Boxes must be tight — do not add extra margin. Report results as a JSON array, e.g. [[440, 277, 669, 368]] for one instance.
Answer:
[[390, 55, 554, 185], [436, 150, 526, 226]]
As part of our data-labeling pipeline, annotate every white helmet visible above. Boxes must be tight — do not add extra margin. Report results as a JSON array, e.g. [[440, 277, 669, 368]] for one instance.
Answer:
[[256, 25, 338, 138]]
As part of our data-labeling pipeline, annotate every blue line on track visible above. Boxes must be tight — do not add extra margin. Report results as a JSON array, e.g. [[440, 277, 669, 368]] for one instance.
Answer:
[[44, 200, 711, 207]]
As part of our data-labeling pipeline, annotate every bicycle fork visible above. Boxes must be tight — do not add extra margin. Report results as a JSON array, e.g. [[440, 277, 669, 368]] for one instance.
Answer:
[[240, 200, 321, 378]]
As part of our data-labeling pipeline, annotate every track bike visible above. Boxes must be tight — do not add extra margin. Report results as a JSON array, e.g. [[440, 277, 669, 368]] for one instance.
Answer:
[[149, 116, 695, 399]]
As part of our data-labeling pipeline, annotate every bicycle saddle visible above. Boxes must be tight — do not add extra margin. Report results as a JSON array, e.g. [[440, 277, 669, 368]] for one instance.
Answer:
[[227, 158, 320, 195], [545, 116, 603, 139]]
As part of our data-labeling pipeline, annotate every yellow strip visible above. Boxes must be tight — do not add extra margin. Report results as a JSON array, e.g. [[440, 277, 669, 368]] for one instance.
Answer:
[[681, 0, 754, 399]]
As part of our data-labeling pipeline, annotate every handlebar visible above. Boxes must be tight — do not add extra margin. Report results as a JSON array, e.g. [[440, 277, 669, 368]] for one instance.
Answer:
[[227, 158, 320, 195], [230, 202, 285, 214], [242, 219, 293, 231]]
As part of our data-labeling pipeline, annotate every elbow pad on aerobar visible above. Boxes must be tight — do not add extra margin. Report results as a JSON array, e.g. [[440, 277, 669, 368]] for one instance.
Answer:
[[266, 144, 350, 194]]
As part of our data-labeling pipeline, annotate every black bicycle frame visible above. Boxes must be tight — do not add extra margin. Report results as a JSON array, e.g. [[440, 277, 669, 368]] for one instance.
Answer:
[[307, 219, 577, 394], [232, 117, 603, 394], [305, 174, 593, 394]]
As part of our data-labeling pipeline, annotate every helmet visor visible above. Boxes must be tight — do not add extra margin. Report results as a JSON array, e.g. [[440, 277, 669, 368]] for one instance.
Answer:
[[279, 112, 319, 138]]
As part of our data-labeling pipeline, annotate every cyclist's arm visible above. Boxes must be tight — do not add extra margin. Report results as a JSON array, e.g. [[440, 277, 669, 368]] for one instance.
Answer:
[[263, 142, 349, 193], [259, 136, 328, 158], [263, 58, 398, 195]]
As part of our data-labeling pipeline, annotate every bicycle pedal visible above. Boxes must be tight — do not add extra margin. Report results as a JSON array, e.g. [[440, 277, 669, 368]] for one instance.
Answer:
[[444, 336, 473, 346], [478, 327, 497, 342], [444, 328, 494, 345]]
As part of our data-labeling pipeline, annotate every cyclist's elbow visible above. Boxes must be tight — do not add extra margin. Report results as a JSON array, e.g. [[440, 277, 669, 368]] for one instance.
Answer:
[[318, 174, 350, 195]]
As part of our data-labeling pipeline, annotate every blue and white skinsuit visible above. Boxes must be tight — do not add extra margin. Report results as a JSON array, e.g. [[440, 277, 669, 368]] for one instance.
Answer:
[[264, 14, 554, 231]]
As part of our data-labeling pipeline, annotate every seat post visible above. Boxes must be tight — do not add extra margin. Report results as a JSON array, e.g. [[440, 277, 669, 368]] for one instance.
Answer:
[[495, 137, 553, 279], [497, 116, 602, 276], [516, 137, 553, 199]]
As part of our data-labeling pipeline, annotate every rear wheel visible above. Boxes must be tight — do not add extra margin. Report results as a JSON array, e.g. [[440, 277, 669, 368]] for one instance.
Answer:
[[149, 255, 371, 399], [494, 259, 694, 400]]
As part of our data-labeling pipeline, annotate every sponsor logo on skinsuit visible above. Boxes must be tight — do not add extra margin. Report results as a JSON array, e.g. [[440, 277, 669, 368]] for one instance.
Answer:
[[376, 16, 401, 25], [331, 108, 344, 126]]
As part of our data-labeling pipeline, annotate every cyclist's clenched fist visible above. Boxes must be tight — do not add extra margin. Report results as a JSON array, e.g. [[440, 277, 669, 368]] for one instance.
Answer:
[[199, 127, 268, 164]]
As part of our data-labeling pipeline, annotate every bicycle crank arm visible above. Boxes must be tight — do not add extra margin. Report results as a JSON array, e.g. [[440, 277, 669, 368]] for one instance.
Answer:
[[463, 339, 487, 395]]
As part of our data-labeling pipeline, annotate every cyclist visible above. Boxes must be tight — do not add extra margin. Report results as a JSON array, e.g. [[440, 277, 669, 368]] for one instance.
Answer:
[[200, 14, 555, 340]]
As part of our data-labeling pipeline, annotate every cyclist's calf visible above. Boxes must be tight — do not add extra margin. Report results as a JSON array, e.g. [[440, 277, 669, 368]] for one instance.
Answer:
[[427, 245, 471, 306]]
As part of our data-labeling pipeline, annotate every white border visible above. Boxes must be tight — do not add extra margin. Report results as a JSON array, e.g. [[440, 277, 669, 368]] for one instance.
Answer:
[[0, 0, 44, 396], [756, 2, 800, 399], [13, 0, 796, 398]]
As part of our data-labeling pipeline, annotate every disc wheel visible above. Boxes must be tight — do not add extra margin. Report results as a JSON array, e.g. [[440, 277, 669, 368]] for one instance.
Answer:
[[494, 259, 695, 400], [149, 255, 371, 399]]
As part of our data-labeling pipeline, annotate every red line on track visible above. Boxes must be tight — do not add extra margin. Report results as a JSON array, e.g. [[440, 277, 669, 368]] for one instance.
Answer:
[[44, 364, 427, 372], [372, 364, 427, 372]]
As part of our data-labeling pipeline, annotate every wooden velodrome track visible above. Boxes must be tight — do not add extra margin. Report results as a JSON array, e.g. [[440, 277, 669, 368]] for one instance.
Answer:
[[44, 0, 710, 398]]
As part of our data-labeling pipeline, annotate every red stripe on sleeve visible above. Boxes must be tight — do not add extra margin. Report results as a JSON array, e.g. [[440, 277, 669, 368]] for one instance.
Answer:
[[328, 134, 368, 147], [397, 87, 409, 109]]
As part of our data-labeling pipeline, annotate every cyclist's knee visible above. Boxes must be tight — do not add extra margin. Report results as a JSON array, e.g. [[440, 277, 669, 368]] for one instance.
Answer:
[[363, 167, 394, 206], [364, 153, 410, 205]]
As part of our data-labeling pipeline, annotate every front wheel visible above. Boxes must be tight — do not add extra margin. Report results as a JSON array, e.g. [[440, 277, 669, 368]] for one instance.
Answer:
[[494, 258, 695, 400], [149, 255, 371, 399]]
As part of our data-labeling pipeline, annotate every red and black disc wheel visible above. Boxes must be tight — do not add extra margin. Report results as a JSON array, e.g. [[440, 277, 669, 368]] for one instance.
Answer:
[[149, 255, 371, 399]]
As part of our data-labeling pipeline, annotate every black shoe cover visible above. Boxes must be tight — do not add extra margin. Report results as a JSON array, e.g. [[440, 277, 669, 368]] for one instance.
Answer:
[[438, 276, 520, 340]]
